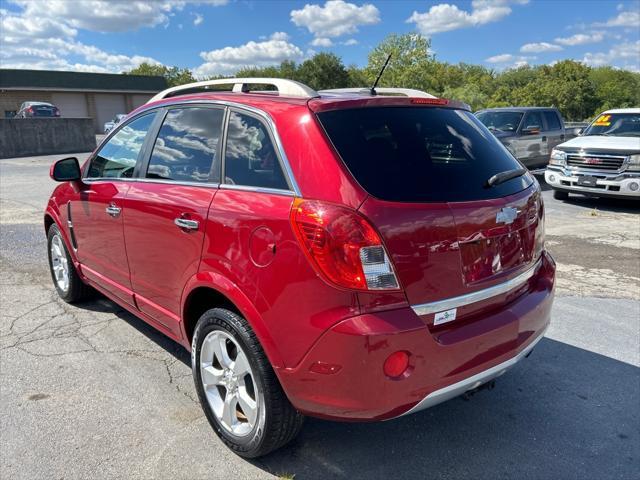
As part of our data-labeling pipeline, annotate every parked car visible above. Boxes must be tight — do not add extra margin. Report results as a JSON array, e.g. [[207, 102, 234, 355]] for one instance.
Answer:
[[545, 108, 640, 200], [103, 113, 127, 134], [476, 107, 568, 168], [17, 101, 60, 118], [45, 78, 555, 458]]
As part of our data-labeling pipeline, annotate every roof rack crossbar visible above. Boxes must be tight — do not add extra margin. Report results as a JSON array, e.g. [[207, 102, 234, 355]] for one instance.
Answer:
[[148, 77, 319, 103], [318, 87, 437, 99]]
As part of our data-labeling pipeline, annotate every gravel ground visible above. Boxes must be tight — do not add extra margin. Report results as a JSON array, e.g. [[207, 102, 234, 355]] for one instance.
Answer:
[[1, 153, 638, 479]]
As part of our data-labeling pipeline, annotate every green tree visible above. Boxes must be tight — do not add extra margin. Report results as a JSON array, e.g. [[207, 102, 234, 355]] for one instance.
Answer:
[[590, 66, 640, 115], [296, 53, 350, 90], [125, 63, 195, 87], [363, 33, 436, 91]]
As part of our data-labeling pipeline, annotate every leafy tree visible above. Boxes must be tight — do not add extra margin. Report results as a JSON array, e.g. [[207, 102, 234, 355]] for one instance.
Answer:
[[125, 63, 195, 87], [590, 66, 640, 114], [296, 53, 350, 90], [363, 33, 436, 90]]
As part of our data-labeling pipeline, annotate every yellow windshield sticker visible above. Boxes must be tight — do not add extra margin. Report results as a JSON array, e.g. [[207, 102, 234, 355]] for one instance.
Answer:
[[594, 114, 611, 126]]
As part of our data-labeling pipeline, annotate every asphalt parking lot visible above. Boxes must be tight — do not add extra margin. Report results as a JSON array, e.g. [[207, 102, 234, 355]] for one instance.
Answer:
[[1, 153, 638, 479]]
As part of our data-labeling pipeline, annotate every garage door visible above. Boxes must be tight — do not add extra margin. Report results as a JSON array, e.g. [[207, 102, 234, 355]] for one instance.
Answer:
[[51, 93, 88, 118], [95, 94, 126, 132], [131, 94, 152, 109]]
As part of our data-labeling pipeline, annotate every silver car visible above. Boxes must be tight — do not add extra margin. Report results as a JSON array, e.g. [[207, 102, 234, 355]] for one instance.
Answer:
[[103, 114, 127, 134]]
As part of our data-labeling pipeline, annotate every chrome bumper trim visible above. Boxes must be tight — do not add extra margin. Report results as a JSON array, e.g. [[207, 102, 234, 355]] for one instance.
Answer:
[[411, 259, 541, 317], [399, 328, 546, 417]]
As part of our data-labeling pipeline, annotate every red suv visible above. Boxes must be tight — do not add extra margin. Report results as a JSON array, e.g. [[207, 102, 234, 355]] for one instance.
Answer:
[[46, 78, 555, 457]]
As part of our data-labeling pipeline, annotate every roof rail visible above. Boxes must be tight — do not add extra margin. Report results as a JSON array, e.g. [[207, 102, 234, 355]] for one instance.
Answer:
[[148, 78, 319, 103], [318, 87, 437, 99]]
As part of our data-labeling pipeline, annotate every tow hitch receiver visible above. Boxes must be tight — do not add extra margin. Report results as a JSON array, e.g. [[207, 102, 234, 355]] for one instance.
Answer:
[[462, 380, 496, 401]]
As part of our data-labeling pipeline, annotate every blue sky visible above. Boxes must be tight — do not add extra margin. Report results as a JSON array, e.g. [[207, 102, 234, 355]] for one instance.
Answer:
[[1, 0, 639, 76]]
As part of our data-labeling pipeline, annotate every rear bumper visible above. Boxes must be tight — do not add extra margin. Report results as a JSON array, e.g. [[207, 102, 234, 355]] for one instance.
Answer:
[[277, 251, 555, 421], [545, 167, 640, 198]]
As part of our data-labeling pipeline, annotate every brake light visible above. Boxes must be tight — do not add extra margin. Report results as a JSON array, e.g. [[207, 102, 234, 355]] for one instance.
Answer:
[[411, 98, 448, 105], [290, 199, 399, 291]]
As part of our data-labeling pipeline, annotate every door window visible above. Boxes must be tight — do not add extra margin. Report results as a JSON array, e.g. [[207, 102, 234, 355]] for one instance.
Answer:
[[87, 113, 156, 179], [523, 111, 544, 132], [543, 111, 562, 131], [146, 107, 224, 183], [223, 111, 289, 190]]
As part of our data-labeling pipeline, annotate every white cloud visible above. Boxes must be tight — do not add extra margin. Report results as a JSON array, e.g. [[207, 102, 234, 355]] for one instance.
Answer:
[[193, 13, 204, 26], [520, 42, 563, 53], [269, 31, 290, 41], [486, 53, 518, 63], [407, 0, 529, 35], [555, 32, 604, 46], [8, 0, 227, 33], [602, 10, 640, 27], [343, 38, 359, 45], [583, 40, 640, 69], [310, 37, 334, 47], [193, 35, 304, 77], [290, 0, 380, 41], [485, 52, 534, 69], [0, 7, 162, 72]]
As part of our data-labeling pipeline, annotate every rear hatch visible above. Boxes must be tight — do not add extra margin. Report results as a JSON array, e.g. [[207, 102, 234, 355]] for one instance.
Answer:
[[316, 104, 544, 325]]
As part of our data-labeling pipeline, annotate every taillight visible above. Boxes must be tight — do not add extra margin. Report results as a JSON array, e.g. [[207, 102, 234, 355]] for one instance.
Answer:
[[290, 198, 399, 291]]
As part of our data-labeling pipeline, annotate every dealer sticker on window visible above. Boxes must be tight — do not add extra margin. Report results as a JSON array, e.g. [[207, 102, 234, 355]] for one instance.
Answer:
[[434, 308, 457, 325]]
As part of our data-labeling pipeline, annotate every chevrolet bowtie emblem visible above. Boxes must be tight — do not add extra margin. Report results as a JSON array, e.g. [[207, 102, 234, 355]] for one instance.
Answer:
[[496, 207, 519, 225]]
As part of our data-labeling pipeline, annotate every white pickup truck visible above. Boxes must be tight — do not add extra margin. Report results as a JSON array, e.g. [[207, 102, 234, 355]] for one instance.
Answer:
[[545, 108, 640, 200]]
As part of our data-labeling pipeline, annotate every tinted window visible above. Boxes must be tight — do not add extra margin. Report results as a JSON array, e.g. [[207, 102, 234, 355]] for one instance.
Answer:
[[544, 111, 561, 130], [318, 107, 532, 202], [146, 108, 223, 183], [476, 111, 523, 133], [87, 113, 155, 178], [224, 111, 289, 190], [523, 111, 544, 131]]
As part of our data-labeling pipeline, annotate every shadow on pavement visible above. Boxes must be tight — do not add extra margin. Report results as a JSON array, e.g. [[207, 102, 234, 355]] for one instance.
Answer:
[[255, 339, 639, 479], [76, 296, 639, 479]]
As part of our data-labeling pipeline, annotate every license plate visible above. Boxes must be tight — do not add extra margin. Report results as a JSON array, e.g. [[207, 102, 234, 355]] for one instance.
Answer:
[[577, 176, 598, 187]]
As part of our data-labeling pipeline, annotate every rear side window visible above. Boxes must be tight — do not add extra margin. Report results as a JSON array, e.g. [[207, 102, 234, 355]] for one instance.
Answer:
[[544, 111, 562, 130], [523, 111, 544, 131], [146, 107, 223, 183], [317, 107, 532, 202], [223, 111, 289, 190], [87, 113, 155, 179]]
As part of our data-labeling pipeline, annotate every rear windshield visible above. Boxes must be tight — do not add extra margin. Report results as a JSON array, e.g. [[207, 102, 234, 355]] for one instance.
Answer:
[[318, 107, 532, 202]]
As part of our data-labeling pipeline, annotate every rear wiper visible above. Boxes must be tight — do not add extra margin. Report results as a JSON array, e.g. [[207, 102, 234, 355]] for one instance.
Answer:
[[486, 168, 527, 187]]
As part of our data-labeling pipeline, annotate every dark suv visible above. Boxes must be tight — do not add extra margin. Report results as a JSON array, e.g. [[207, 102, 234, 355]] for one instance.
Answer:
[[46, 78, 555, 457]]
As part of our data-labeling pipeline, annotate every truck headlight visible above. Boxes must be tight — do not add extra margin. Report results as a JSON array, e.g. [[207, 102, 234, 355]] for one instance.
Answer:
[[549, 149, 567, 166], [628, 154, 640, 172]]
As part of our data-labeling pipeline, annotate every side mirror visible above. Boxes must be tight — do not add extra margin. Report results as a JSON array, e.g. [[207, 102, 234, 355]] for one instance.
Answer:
[[576, 127, 584, 136], [522, 126, 541, 135], [50, 157, 81, 182]]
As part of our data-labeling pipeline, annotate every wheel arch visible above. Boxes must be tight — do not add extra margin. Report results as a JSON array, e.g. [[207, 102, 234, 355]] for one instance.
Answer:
[[181, 273, 285, 368]]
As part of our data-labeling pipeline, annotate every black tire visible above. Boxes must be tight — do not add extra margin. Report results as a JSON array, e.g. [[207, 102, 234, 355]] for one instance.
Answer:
[[47, 223, 91, 303], [192, 308, 304, 458], [553, 189, 569, 200]]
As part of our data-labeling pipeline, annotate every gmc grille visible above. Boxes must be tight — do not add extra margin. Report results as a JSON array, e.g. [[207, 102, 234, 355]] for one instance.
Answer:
[[566, 154, 626, 171]]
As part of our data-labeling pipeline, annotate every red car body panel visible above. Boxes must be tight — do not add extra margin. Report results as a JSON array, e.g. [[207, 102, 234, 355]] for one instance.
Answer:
[[45, 91, 555, 421]]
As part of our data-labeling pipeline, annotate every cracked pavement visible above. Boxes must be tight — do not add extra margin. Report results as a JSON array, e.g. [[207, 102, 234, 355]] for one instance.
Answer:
[[1, 154, 639, 479]]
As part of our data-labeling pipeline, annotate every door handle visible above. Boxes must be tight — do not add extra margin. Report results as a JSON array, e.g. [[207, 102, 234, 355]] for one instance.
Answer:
[[174, 217, 199, 231], [560, 134, 565, 140], [105, 204, 121, 217]]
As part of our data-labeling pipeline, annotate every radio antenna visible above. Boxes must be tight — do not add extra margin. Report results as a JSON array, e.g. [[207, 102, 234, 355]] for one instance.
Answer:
[[370, 54, 391, 96]]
